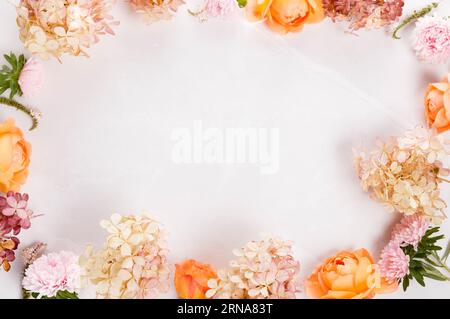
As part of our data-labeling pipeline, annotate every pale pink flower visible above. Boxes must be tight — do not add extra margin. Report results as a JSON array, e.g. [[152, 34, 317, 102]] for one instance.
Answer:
[[412, 16, 450, 64], [392, 215, 429, 250], [22, 251, 81, 298], [378, 241, 410, 283], [204, 0, 238, 18], [18, 58, 44, 99]]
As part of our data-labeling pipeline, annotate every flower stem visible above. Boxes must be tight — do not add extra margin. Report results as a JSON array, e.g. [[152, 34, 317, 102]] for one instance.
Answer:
[[392, 2, 439, 39], [431, 251, 450, 274], [438, 177, 450, 183], [0, 97, 38, 131]]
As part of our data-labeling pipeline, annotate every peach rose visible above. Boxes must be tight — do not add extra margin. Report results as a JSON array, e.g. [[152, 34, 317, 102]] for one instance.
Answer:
[[0, 119, 31, 193], [425, 74, 450, 133], [305, 249, 397, 299], [174, 259, 218, 299], [246, 0, 324, 34]]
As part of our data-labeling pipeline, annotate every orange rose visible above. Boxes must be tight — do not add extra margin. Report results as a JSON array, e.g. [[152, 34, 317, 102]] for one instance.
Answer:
[[174, 259, 218, 299], [305, 249, 397, 299], [425, 74, 450, 133], [0, 119, 31, 193], [246, 0, 324, 34]]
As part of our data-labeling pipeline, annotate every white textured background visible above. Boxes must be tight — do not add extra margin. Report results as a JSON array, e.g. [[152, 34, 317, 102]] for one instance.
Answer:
[[0, 0, 449, 298]]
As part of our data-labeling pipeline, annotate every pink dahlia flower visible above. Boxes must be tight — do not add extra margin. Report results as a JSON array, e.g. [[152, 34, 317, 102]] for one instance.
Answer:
[[391, 215, 429, 250], [378, 241, 410, 283], [204, 0, 238, 18], [412, 16, 450, 64], [18, 58, 44, 99], [22, 251, 81, 298]]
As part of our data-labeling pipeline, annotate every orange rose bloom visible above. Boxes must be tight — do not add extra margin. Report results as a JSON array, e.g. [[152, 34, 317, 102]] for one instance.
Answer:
[[425, 74, 450, 133], [174, 259, 218, 299], [246, 0, 324, 34], [0, 119, 31, 193], [305, 249, 397, 299]]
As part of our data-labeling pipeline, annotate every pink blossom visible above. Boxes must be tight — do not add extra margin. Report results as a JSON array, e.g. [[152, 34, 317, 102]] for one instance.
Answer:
[[391, 215, 429, 250], [204, 0, 238, 18], [22, 251, 81, 298], [18, 58, 44, 99], [412, 16, 450, 64], [378, 241, 410, 283]]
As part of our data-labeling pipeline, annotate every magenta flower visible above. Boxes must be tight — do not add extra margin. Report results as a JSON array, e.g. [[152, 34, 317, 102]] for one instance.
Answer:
[[412, 16, 450, 64]]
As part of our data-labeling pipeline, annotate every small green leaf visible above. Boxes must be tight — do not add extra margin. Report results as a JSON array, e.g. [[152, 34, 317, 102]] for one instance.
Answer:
[[402, 276, 410, 291], [442, 240, 450, 262], [410, 268, 426, 287], [56, 290, 79, 299], [236, 0, 247, 8]]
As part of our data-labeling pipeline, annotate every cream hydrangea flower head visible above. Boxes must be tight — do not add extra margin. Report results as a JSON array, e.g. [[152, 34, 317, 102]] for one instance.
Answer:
[[79, 213, 170, 299], [128, 0, 185, 24], [354, 126, 450, 224], [16, 0, 119, 60], [206, 234, 301, 299]]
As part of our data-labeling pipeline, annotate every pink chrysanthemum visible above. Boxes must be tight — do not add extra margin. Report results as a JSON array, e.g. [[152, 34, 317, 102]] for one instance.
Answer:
[[412, 16, 450, 64], [22, 251, 81, 298], [204, 0, 238, 18], [378, 241, 410, 283], [392, 215, 429, 250]]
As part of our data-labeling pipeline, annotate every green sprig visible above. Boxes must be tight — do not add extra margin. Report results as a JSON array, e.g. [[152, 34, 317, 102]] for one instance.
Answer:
[[392, 2, 439, 40], [24, 290, 79, 299], [400, 227, 450, 291], [0, 53, 26, 99], [0, 96, 39, 131]]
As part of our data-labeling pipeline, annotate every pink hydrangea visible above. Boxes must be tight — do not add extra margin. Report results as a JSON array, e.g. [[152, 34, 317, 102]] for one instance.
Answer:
[[378, 241, 410, 283], [412, 16, 450, 64], [18, 58, 44, 99], [204, 0, 238, 18], [391, 215, 429, 250], [22, 251, 81, 298]]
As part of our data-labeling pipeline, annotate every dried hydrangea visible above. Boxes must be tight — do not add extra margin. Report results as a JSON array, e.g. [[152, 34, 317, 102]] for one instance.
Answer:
[[80, 213, 170, 299], [206, 235, 301, 299], [323, 0, 404, 30], [354, 126, 450, 224], [128, 0, 185, 24], [16, 0, 119, 60], [0, 192, 36, 271]]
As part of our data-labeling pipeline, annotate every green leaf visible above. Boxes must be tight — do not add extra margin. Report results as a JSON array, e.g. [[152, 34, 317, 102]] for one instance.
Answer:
[[236, 0, 247, 8], [402, 275, 410, 291], [56, 290, 79, 299], [442, 240, 450, 262], [410, 268, 426, 287], [9, 82, 18, 99]]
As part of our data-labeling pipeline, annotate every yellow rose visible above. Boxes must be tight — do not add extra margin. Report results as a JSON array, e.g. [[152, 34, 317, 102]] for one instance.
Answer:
[[0, 119, 31, 193], [305, 249, 397, 299]]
